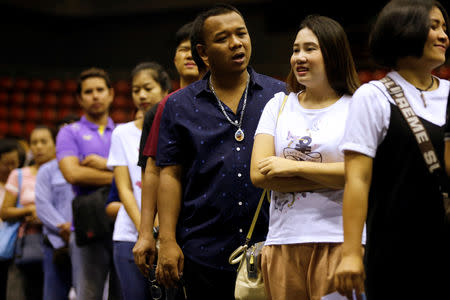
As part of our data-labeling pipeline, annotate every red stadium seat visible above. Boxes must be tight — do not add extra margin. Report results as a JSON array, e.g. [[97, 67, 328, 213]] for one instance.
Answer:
[[112, 95, 130, 109], [358, 70, 373, 84], [47, 79, 63, 93], [0, 121, 8, 136], [25, 107, 41, 121], [14, 78, 30, 91], [29, 79, 45, 92], [24, 122, 36, 137], [372, 69, 388, 80], [42, 108, 58, 123], [43, 93, 58, 107], [63, 79, 77, 93], [26, 92, 42, 106], [0, 91, 8, 105], [113, 80, 130, 94], [111, 109, 131, 124], [58, 108, 74, 119], [10, 92, 25, 106], [8, 122, 24, 137], [436, 66, 450, 80], [0, 107, 7, 120], [0, 77, 13, 90], [10, 107, 25, 120], [171, 80, 180, 91], [59, 93, 76, 108]]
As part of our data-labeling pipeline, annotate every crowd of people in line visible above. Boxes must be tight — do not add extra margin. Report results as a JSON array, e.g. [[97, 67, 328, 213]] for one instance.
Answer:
[[0, 1, 449, 300]]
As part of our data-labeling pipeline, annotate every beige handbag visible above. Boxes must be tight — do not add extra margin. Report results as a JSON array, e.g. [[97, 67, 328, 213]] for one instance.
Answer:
[[229, 190, 268, 300]]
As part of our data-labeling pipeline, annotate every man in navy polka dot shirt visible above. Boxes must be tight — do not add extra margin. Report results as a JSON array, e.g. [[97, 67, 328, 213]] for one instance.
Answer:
[[155, 4, 285, 299]]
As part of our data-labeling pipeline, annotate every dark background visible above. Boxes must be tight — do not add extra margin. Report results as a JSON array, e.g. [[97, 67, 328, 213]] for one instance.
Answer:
[[1, 0, 448, 138], [0, 0, 389, 81]]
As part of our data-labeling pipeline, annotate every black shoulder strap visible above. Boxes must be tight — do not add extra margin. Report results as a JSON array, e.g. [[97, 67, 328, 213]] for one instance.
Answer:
[[380, 76, 448, 197]]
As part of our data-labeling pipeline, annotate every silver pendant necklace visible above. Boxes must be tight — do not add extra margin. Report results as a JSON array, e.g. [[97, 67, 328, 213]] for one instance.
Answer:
[[209, 73, 249, 142], [415, 76, 434, 108]]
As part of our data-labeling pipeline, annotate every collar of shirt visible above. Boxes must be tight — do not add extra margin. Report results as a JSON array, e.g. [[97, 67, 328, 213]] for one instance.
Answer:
[[195, 67, 264, 99], [79, 115, 115, 132]]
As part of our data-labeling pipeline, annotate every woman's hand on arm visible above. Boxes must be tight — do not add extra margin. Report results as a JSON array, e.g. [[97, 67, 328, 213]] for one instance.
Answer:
[[59, 156, 113, 186], [81, 154, 109, 170], [250, 134, 326, 193], [335, 151, 372, 299]]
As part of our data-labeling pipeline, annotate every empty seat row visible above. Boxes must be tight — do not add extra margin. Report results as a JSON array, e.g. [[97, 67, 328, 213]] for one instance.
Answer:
[[0, 78, 133, 94], [0, 91, 134, 109]]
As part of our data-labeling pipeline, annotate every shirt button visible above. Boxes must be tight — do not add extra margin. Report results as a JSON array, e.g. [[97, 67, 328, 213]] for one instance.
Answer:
[[238, 201, 243, 206], [239, 228, 243, 233], [237, 173, 242, 177], [236, 147, 241, 151]]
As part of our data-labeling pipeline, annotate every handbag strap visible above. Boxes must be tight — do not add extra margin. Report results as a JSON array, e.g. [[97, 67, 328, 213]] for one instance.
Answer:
[[244, 189, 267, 245], [244, 94, 289, 245], [277, 94, 289, 123], [380, 76, 448, 198], [16, 168, 23, 208]]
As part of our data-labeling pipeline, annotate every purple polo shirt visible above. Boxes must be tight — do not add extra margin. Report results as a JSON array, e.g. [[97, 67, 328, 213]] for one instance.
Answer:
[[56, 115, 115, 195]]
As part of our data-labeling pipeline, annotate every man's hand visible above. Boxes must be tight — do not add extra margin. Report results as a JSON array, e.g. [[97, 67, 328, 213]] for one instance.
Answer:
[[133, 235, 157, 277], [334, 254, 365, 300], [57, 222, 72, 244], [156, 239, 184, 288], [81, 154, 108, 170]]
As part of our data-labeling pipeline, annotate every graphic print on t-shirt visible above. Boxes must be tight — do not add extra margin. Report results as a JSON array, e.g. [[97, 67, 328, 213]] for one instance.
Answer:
[[274, 131, 322, 212], [282, 131, 322, 163]]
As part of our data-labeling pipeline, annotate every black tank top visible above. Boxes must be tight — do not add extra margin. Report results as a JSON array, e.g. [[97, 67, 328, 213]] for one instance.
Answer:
[[365, 102, 448, 299]]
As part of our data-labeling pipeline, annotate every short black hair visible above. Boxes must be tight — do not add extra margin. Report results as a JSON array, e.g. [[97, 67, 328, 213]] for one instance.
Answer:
[[76, 67, 112, 95], [370, 0, 448, 68], [0, 138, 19, 158], [175, 22, 194, 49], [131, 62, 172, 92], [190, 3, 244, 70]]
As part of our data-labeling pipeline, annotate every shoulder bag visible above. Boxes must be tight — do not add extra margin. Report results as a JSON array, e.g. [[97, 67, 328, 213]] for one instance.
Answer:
[[72, 185, 113, 246]]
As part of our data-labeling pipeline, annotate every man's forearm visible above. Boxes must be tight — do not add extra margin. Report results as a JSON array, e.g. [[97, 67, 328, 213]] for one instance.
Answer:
[[157, 166, 182, 242], [139, 167, 158, 239], [64, 165, 113, 186]]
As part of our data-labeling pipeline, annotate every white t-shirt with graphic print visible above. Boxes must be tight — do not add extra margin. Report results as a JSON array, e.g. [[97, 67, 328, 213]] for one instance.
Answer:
[[255, 91, 363, 245], [107, 121, 142, 243]]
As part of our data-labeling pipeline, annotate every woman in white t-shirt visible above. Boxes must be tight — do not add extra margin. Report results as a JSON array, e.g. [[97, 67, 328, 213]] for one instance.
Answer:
[[107, 62, 171, 300], [334, 1, 449, 299], [250, 15, 360, 300]]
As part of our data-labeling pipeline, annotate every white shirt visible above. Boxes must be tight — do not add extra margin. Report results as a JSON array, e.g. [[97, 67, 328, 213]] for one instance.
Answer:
[[256, 91, 362, 245], [340, 71, 449, 157], [107, 121, 142, 242]]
